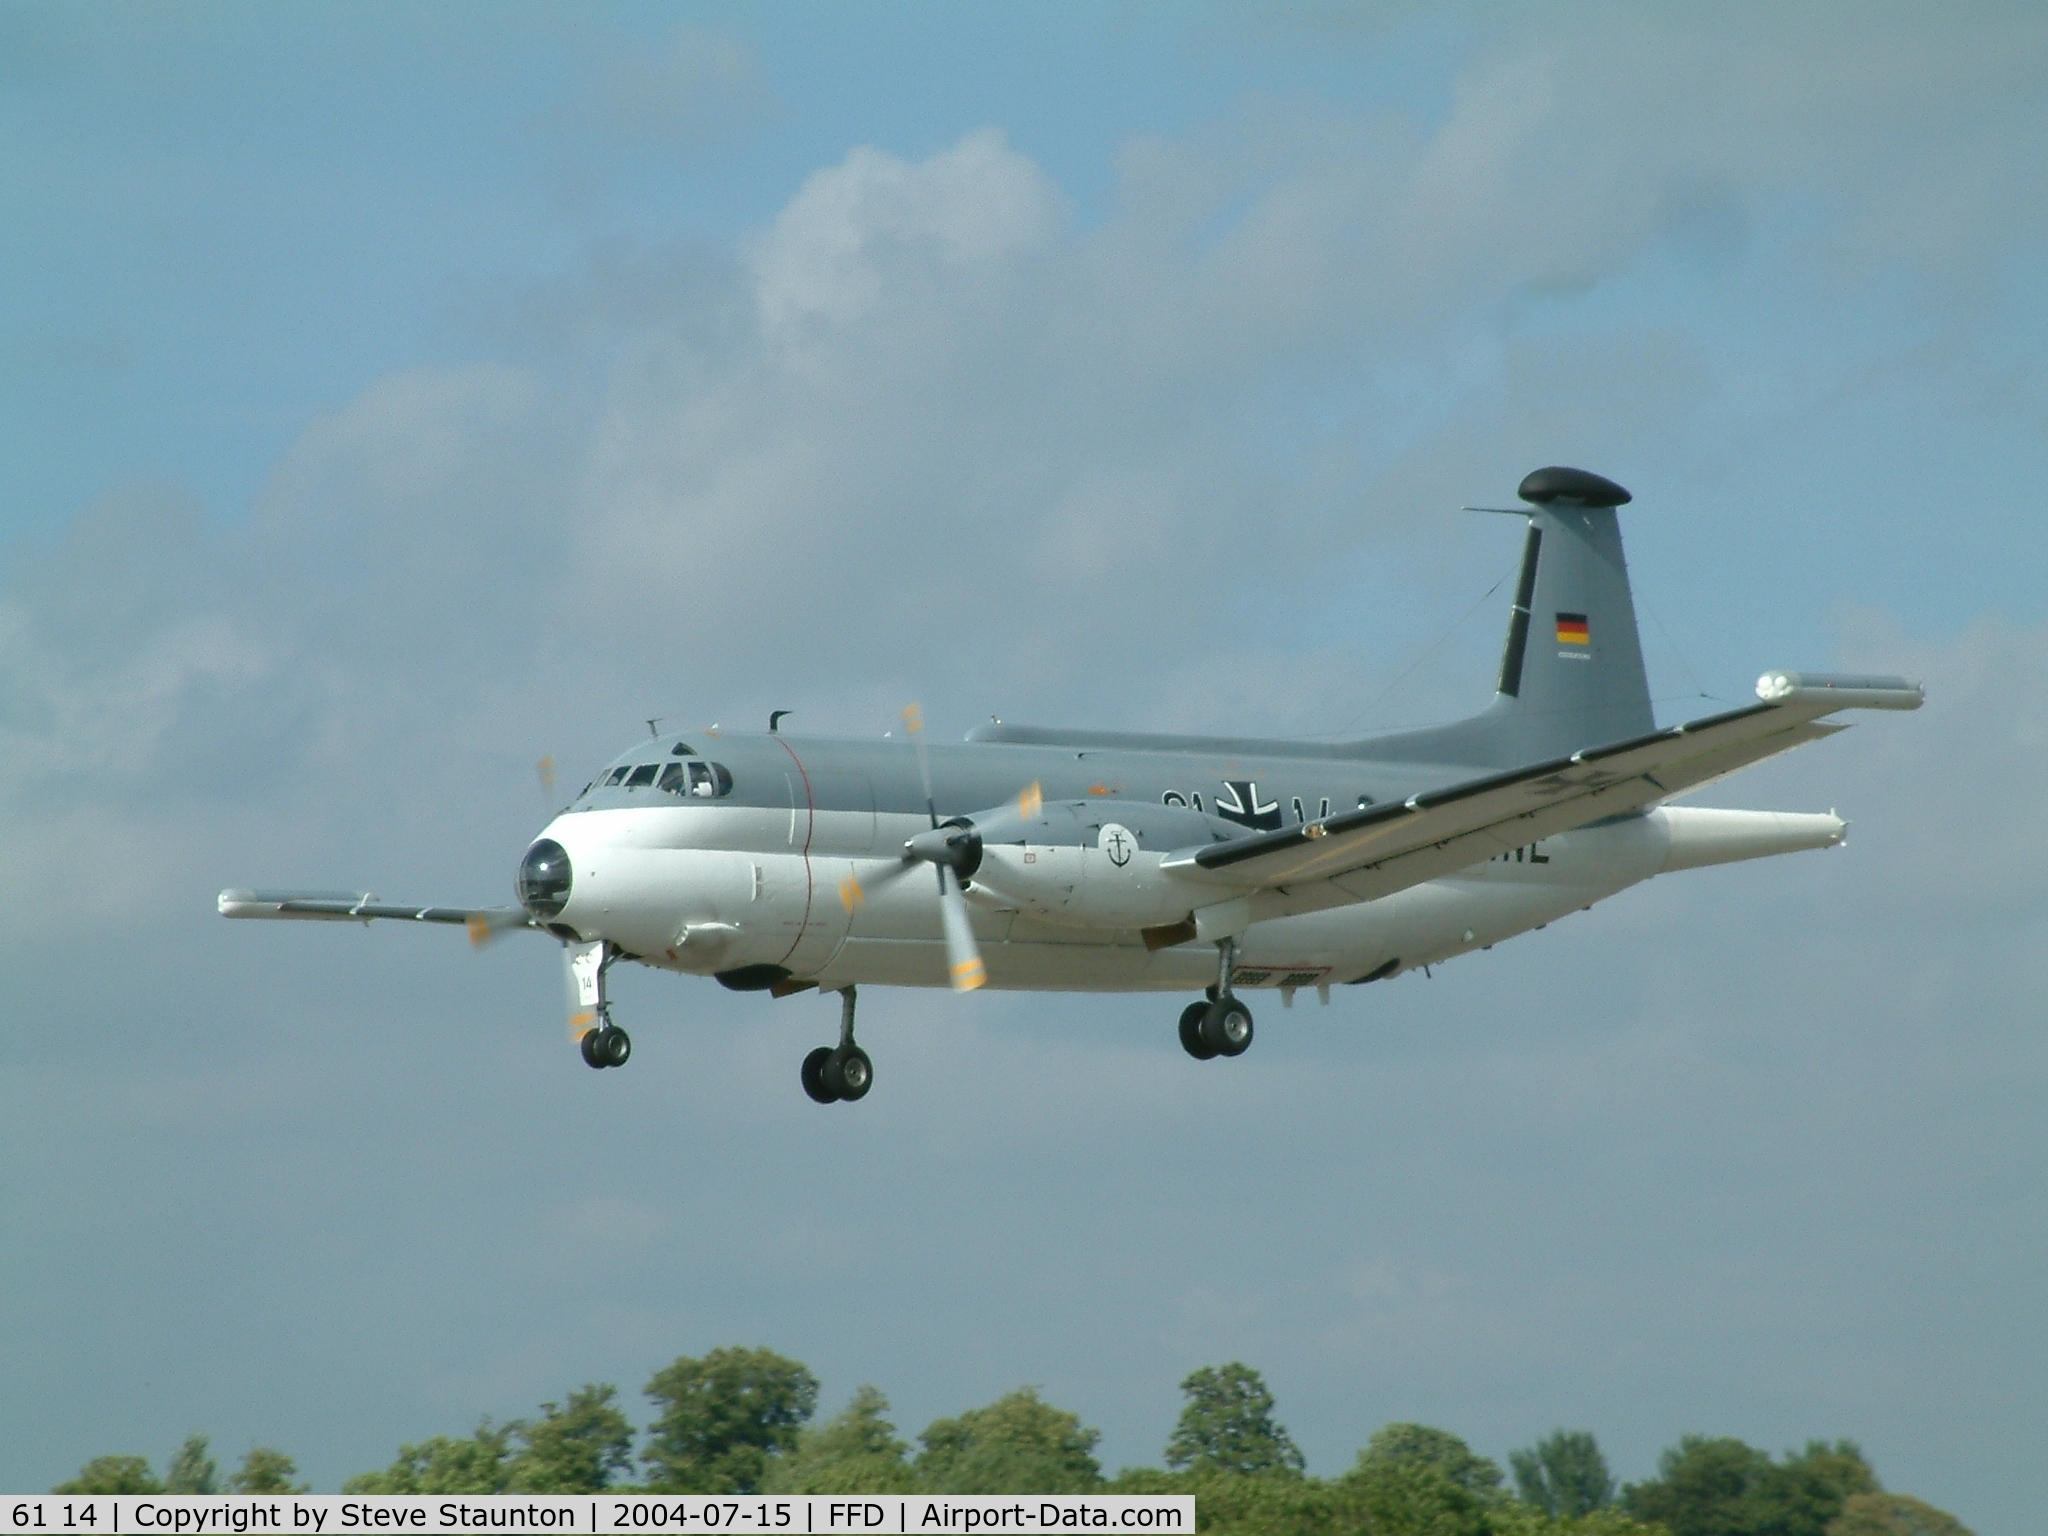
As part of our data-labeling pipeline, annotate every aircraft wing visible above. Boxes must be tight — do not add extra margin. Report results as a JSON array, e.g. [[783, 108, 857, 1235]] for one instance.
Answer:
[[1160, 672, 1921, 899], [218, 889, 532, 940]]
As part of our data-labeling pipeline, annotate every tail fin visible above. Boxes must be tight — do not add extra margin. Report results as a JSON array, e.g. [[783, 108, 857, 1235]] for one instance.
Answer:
[[1362, 467, 1656, 768]]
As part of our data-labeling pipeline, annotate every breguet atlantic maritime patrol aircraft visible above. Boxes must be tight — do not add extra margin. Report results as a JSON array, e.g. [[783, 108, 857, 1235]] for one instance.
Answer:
[[222, 467, 1921, 1104]]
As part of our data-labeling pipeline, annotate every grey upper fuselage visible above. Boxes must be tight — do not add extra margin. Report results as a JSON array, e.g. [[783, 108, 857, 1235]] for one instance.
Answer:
[[561, 484, 1664, 853], [560, 721, 1575, 858]]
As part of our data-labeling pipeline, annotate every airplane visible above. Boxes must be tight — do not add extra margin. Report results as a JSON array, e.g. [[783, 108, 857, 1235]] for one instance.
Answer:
[[220, 466, 1921, 1104]]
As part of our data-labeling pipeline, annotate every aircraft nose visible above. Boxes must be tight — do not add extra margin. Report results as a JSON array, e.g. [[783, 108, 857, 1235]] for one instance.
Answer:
[[517, 838, 573, 919]]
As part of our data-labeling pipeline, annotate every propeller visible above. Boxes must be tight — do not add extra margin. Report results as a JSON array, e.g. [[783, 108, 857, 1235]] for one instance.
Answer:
[[903, 705, 987, 991], [835, 705, 991, 991], [466, 906, 534, 949]]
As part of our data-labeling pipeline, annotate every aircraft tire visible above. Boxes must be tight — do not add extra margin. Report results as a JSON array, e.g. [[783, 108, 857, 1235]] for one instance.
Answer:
[[1178, 1001, 1218, 1061], [1202, 998, 1254, 1058], [598, 1024, 632, 1067], [801, 1046, 840, 1104], [828, 1045, 873, 1102], [580, 1029, 608, 1069]]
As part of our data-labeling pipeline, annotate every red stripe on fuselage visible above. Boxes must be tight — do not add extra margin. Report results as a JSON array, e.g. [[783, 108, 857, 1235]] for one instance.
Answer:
[[769, 736, 816, 969]]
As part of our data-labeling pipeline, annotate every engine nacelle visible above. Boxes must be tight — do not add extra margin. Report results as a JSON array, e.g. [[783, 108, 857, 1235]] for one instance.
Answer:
[[955, 798, 1236, 930]]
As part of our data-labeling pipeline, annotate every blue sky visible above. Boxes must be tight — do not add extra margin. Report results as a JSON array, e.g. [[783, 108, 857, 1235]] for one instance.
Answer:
[[2, 5, 2045, 1530]]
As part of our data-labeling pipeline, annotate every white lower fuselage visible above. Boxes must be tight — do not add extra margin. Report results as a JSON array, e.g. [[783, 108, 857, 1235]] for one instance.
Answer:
[[537, 803, 1842, 995]]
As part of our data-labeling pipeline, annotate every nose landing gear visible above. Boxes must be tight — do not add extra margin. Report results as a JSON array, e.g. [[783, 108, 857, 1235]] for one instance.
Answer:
[[580, 1019, 632, 1069], [1180, 938, 1254, 1061], [569, 939, 632, 1069], [802, 986, 873, 1104]]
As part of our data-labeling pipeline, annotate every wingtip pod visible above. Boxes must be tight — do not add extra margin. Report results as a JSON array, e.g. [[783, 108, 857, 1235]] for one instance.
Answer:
[[1756, 671, 1924, 710]]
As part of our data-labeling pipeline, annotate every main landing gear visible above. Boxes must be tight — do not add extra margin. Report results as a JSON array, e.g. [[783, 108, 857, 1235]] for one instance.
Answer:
[[802, 985, 873, 1104], [572, 940, 632, 1069], [1179, 937, 1254, 1061]]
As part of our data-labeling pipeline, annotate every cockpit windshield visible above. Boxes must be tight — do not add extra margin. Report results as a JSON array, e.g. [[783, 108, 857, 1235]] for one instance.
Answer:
[[590, 758, 735, 800]]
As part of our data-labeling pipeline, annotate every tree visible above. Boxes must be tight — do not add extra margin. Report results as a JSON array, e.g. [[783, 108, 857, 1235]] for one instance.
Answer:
[[765, 1386, 916, 1495], [1163, 1363, 1304, 1478], [343, 1424, 514, 1493], [642, 1347, 819, 1493], [1512, 1429, 1615, 1516], [1757, 1442, 1881, 1536], [1826, 1492, 1974, 1536], [1350, 1423, 1505, 1499], [915, 1387, 1103, 1494], [1623, 1435, 1878, 1536], [230, 1448, 308, 1494], [506, 1384, 635, 1493], [165, 1435, 219, 1494], [54, 1457, 163, 1494]]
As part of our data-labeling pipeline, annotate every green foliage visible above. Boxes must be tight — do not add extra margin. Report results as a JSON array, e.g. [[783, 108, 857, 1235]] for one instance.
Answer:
[[1491, 1508, 1669, 1536], [1623, 1435, 1878, 1536], [642, 1347, 819, 1493], [342, 1424, 514, 1493], [229, 1447, 308, 1494], [46, 1340, 1955, 1531], [1354, 1423, 1507, 1500], [53, 1456, 164, 1494], [1163, 1363, 1304, 1479], [1512, 1431, 1616, 1516], [764, 1385, 917, 1495], [915, 1387, 1103, 1495], [1825, 1492, 1973, 1536], [165, 1434, 219, 1494], [506, 1384, 635, 1493]]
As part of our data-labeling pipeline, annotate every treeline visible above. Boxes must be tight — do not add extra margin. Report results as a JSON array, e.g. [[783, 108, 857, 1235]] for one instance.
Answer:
[[55, 1349, 1970, 1536]]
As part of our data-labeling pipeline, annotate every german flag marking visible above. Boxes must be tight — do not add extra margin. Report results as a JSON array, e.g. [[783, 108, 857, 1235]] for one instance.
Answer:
[[1555, 613, 1590, 645]]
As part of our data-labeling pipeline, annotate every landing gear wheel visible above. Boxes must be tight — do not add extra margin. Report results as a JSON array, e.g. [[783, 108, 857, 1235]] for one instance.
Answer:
[[596, 1024, 632, 1067], [1202, 998, 1254, 1057], [580, 1029, 607, 1069], [826, 1045, 873, 1101], [801, 1046, 840, 1104], [1179, 1001, 1219, 1060]]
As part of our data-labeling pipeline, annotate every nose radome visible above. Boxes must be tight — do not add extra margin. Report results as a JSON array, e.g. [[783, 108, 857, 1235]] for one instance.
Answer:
[[517, 838, 572, 918]]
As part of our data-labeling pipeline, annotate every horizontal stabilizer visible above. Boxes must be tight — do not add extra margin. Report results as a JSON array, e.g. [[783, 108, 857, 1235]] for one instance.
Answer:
[[1160, 671, 1918, 896]]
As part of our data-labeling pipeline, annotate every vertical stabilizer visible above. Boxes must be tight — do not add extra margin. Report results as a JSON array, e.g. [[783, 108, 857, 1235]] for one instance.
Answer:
[[1359, 467, 1656, 768]]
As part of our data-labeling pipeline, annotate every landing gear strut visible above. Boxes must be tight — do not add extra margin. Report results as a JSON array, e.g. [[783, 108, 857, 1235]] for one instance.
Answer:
[[1180, 937, 1253, 1060], [802, 986, 873, 1104], [570, 940, 632, 1069]]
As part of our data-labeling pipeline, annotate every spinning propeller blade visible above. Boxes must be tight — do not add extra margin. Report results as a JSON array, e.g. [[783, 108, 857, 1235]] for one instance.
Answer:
[[837, 856, 919, 913], [467, 907, 534, 949], [938, 865, 985, 991], [905, 704, 985, 989]]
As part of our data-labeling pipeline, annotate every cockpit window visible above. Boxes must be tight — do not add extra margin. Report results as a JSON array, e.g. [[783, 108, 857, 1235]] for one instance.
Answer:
[[669, 742, 697, 756], [601, 766, 630, 787], [625, 764, 659, 788], [658, 760, 735, 798]]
